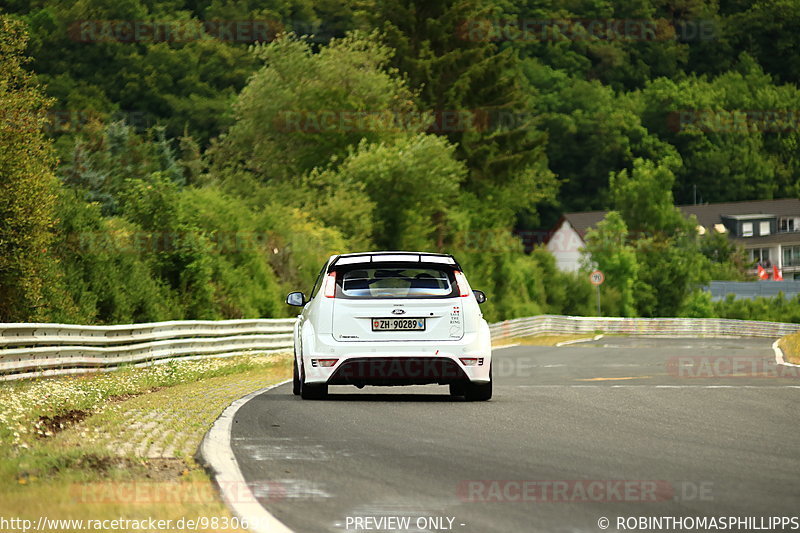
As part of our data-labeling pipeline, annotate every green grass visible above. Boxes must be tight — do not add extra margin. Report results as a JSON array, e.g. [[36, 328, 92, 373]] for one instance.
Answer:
[[0, 353, 292, 532], [0, 353, 288, 448]]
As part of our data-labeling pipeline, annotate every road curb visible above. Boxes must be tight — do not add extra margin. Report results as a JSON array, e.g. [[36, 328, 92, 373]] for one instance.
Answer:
[[773, 339, 800, 368], [556, 334, 604, 347], [492, 343, 520, 350], [197, 379, 294, 533]]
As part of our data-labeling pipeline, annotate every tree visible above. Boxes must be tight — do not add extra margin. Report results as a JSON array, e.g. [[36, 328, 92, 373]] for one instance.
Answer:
[[508, 0, 695, 90], [523, 60, 676, 216], [678, 290, 714, 318], [49, 186, 178, 324], [637, 63, 800, 205], [529, 246, 594, 316], [582, 211, 639, 317], [363, 0, 557, 228], [726, 0, 800, 86], [698, 229, 750, 280], [216, 31, 424, 183], [609, 157, 709, 317], [0, 17, 59, 321], [59, 121, 185, 216], [307, 134, 468, 251], [609, 156, 690, 236], [19, 0, 260, 146]]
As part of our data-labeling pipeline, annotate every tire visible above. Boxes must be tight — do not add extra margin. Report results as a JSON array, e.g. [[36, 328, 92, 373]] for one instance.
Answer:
[[449, 382, 466, 397], [464, 365, 492, 402], [300, 382, 328, 400], [292, 354, 300, 396], [299, 366, 328, 400]]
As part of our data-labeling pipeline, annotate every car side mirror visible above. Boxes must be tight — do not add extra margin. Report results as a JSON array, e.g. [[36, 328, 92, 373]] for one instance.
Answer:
[[286, 291, 306, 307], [473, 290, 487, 304]]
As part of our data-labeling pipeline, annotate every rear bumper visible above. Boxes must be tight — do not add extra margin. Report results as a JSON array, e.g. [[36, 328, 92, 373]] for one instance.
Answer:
[[300, 333, 491, 385], [327, 357, 471, 385]]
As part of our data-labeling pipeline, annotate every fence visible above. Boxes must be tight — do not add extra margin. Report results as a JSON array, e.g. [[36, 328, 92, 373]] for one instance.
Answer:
[[489, 315, 800, 341], [0, 319, 295, 381], [702, 280, 800, 301], [2, 315, 798, 381]]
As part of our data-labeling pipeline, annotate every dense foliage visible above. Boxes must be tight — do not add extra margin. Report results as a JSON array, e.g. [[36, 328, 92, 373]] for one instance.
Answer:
[[0, 17, 58, 322], [1, 0, 799, 323]]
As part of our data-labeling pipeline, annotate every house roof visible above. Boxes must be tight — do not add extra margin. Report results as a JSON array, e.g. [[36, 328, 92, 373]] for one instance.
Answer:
[[561, 211, 608, 237], [558, 198, 800, 241], [679, 198, 800, 228], [723, 213, 776, 220], [730, 233, 800, 247]]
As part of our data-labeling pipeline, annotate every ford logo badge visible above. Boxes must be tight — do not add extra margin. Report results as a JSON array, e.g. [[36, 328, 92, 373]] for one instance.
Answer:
[[391, 309, 406, 315]]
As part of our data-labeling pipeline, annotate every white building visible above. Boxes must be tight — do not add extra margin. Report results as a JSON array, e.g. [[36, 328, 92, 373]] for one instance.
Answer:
[[547, 199, 800, 280], [546, 211, 605, 272]]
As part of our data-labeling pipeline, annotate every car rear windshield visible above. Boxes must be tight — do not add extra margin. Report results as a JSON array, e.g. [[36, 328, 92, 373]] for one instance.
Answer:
[[338, 266, 456, 299]]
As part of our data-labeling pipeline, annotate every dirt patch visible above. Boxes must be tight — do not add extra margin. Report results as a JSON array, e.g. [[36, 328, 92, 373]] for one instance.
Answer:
[[23, 454, 137, 479], [74, 454, 133, 473], [142, 458, 193, 480], [31, 454, 190, 479], [68, 456, 190, 480], [108, 393, 141, 403], [35, 389, 166, 438], [36, 410, 90, 438], [108, 387, 164, 404]]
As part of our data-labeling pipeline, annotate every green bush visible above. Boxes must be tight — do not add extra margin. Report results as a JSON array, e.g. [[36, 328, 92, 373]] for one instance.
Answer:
[[711, 293, 800, 323], [48, 186, 178, 324]]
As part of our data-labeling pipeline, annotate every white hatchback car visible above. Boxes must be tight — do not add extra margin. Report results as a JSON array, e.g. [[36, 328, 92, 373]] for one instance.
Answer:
[[286, 251, 492, 400]]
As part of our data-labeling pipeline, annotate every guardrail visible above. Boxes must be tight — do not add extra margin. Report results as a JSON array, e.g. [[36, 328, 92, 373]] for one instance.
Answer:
[[2, 315, 799, 381], [489, 315, 800, 341], [0, 319, 295, 381]]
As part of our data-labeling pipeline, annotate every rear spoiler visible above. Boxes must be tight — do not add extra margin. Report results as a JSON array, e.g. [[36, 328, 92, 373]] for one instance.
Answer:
[[328, 252, 461, 271]]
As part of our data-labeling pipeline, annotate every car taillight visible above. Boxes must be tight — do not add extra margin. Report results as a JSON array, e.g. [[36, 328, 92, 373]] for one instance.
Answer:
[[454, 270, 469, 297], [324, 271, 337, 298], [312, 358, 338, 367], [460, 357, 479, 366]]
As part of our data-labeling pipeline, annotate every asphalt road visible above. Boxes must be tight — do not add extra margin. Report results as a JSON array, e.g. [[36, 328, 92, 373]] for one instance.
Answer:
[[231, 338, 800, 533]]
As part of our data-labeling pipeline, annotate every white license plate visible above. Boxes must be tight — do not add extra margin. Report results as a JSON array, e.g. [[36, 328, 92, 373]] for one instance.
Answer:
[[372, 318, 426, 331]]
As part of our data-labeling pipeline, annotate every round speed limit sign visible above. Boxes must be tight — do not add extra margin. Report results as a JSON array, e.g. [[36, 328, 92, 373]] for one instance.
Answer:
[[590, 270, 604, 286]]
